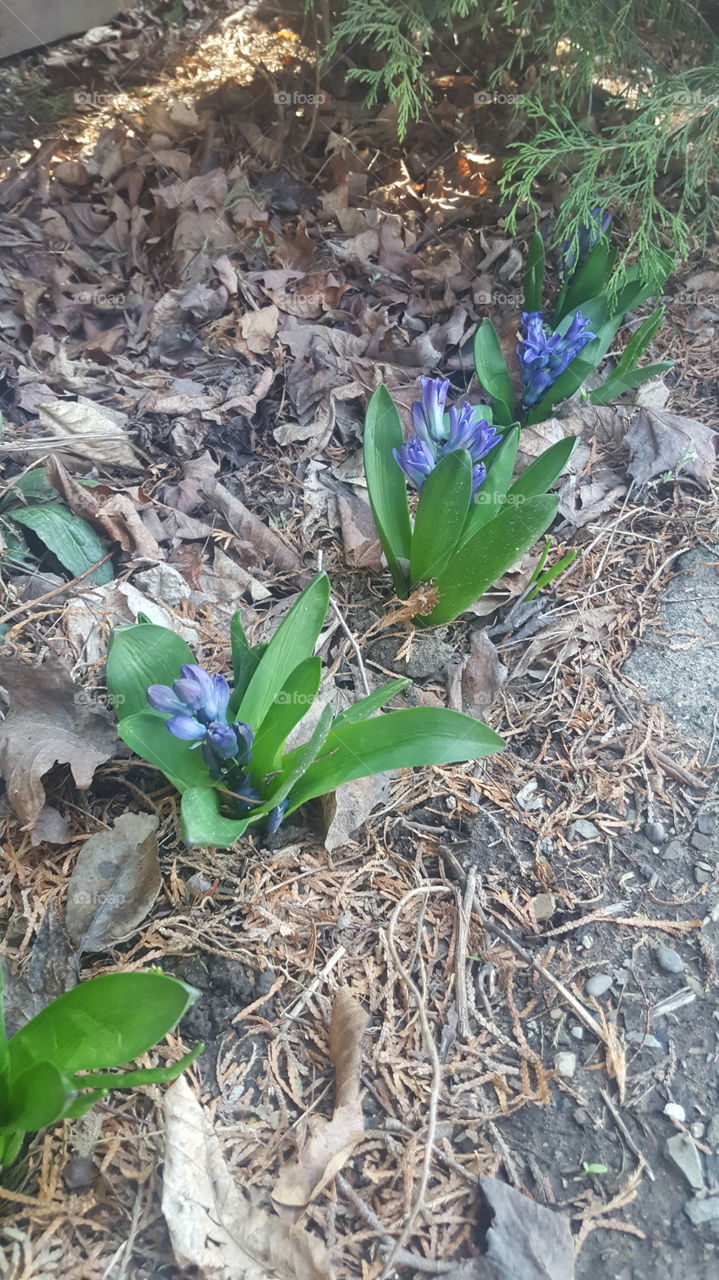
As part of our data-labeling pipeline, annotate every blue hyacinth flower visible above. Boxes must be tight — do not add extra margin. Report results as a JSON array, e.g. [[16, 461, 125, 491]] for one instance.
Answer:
[[148, 663, 254, 781], [394, 377, 501, 499], [517, 310, 596, 409]]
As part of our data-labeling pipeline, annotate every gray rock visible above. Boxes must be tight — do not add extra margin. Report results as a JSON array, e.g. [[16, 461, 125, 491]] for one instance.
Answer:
[[697, 811, 717, 836], [531, 892, 556, 922], [661, 839, 686, 861], [644, 820, 667, 843], [555, 1051, 576, 1078], [580, 933, 593, 949], [585, 973, 613, 998], [685, 1196, 719, 1225], [667, 1133, 704, 1190], [656, 945, 685, 975], [706, 1115, 719, 1147], [695, 866, 711, 885], [570, 1025, 585, 1041], [664, 1102, 686, 1123], [570, 818, 601, 841], [627, 1031, 664, 1050], [691, 832, 714, 853]]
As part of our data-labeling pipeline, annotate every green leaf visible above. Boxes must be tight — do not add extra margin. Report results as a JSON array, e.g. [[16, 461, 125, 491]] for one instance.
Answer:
[[363, 385, 412, 595], [0, 1131, 24, 1168], [263, 704, 335, 811], [332, 678, 410, 729], [553, 240, 614, 324], [286, 708, 504, 812], [7, 973, 199, 1079], [237, 573, 330, 730], [473, 320, 514, 425], [525, 548, 578, 601], [117, 711, 213, 792], [10, 505, 112, 584], [417, 495, 559, 627], [409, 450, 472, 587], [180, 788, 251, 846], [106, 623, 195, 721], [70, 1045, 202, 1093], [249, 656, 322, 783], [0, 1060, 72, 1133], [524, 230, 545, 312], [590, 361, 674, 405], [508, 436, 577, 498], [458, 426, 520, 546], [228, 642, 268, 718]]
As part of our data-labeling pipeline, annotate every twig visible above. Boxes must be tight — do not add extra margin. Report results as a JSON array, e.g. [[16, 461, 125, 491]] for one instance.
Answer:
[[336, 1174, 454, 1274], [329, 595, 371, 697], [454, 869, 475, 1039], [599, 1088, 654, 1182], [0, 553, 114, 626], [281, 945, 346, 1022], [379, 884, 452, 1279]]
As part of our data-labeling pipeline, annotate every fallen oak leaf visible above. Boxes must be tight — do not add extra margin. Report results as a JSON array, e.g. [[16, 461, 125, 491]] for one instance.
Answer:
[[0, 658, 116, 826], [272, 988, 368, 1223]]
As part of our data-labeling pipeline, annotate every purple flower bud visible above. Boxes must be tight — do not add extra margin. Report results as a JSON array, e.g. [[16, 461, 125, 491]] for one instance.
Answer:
[[266, 798, 289, 835], [517, 310, 595, 409], [232, 722, 254, 767], [173, 665, 230, 723], [562, 209, 612, 273], [411, 376, 451, 446], [147, 684, 187, 715], [395, 386, 500, 500], [166, 714, 206, 741], [206, 723, 239, 759], [393, 436, 435, 491]]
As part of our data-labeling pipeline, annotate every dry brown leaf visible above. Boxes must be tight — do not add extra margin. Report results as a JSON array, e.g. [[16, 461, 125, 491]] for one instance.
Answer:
[[45, 456, 162, 560], [272, 989, 367, 1222], [200, 477, 302, 575], [239, 305, 280, 356], [162, 1077, 332, 1280], [37, 398, 139, 467], [65, 813, 161, 953], [627, 408, 716, 489], [336, 489, 383, 569], [0, 659, 116, 826], [447, 630, 507, 718], [443, 1176, 574, 1279], [321, 773, 389, 853]]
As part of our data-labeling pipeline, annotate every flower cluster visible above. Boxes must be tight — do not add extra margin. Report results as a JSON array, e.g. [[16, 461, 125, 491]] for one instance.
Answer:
[[393, 377, 501, 498], [517, 310, 596, 408], [562, 209, 612, 273], [147, 664, 286, 831]]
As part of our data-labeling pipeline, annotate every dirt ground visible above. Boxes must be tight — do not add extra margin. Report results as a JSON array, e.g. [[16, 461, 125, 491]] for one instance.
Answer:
[[0, 3, 718, 1278]]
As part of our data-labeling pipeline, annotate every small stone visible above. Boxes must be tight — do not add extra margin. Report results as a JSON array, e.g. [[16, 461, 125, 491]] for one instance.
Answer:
[[656, 945, 685, 975], [585, 973, 613, 998], [627, 1031, 664, 1050], [580, 933, 593, 950], [517, 780, 544, 811], [639, 862, 656, 880], [667, 1133, 704, 1190], [706, 1116, 719, 1147], [692, 832, 714, 853], [570, 819, 601, 841], [549, 1007, 564, 1021], [661, 839, 686, 861], [532, 892, 556, 922], [63, 1156, 94, 1192], [685, 1196, 719, 1225], [570, 1025, 584, 1041], [644, 820, 667, 843], [697, 812, 717, 836], [695, 866, 711, 885], [664, 1103, 686, 1123], [187, 872, 213, 895], [691, 1122, 705, 1139], [555, 1051, 577, 1078]]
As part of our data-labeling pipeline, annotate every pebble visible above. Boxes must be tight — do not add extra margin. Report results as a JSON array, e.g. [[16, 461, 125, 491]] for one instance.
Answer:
[[187, 872, 213, 894], [570, 1025, 584, 1041], [685, 1196, 719, 1226], [555, 1051, 577, 1078], [585, 973, 613, 998], [627, 1031, 664, 1050], [667, 1133, 704, 1190], [691, 1122, 705, 1140], [692, 832, 714, 853], [570, 818, 601, 841], [549, 1007, 564, 1021], [644, 820, 667, 843], [580, 933, 593, 950], [664, 1103, 686, 1123], [532, 892, 556, 922], [697, 811, 717, 836], [517, 780, 544, 811], [62, 1156, 94, 1192], [656, 945, 685, 975], [694, 865, 711, 885], [661, 839, 686, 861]]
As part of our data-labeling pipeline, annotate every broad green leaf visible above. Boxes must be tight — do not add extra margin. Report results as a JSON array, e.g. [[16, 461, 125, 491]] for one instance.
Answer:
[[263, 704, 335, 812], [237, 573, 330, 730], [458, 426, 520, 546], [409, 450, 472, 587], [332, 678, 410, 729], [589, 361, 674, 405], [524, 230, 545, 313], [286, 708, 504, 812], [249, 656, 322, 782], [363, 385, 412, 595], [228, 642, 268, 718], [107, 623, 195, 721], [473, 320, 514, 425], [230, 611, 250, 686], [553, 240, 614, 324], [0, 1131, 24, 1168], [181, 788, 251, 847], [117, 710, 213, 792], [0, 467, 54, 511], [418, 495, 559, 627], [70, 1046, 202, 1094], [508, 436, 577, 498], [0, 1060, 71, 1132], [10, 505, 112, 584], [7, 973, 199, 1079]]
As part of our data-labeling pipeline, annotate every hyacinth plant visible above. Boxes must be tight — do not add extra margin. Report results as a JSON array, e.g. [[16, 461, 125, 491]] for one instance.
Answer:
[[106, 572, 504, 848], [0, 969, 200, 1168], [474, 211, 673, 427], [364, 377, 577, 627]]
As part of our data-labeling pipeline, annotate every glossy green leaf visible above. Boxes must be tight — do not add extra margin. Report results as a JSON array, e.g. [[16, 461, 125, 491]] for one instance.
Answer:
[[181, 787, 251, 846], [409, 449, 472, 587], [11, 505, 112, 584], [286, 708, 504, 812], [107, 622, 195, 721], [589, 360, 674, 405], [117, 710, 213, 792], [363, 385, 412, 595], [7, 973, 199, 1079], [332, 678, 410, 729], [524, 230, 545, 313], [264, 704, 335, 811], [249, 656, 322, 782], [237, 573, 330, 730], [417, 495, 559, 627], [473, 319, 514, 425], [228, 642, 268, 718], [553, 239, 614, 324], [0, 1060, 71, 1132], [508, 436, 577, 498], [458, 426, 521, 546], [70, 1045, 202, 1094], [525, 547, 578, 601], [0, 1131, 24, 1168]]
